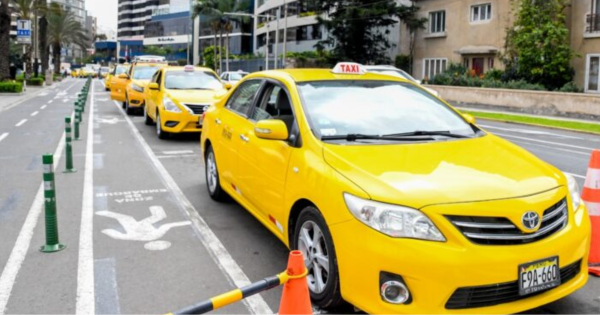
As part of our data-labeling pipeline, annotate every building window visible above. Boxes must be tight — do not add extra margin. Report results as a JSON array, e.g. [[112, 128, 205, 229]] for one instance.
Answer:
[[429, 11, 446, 33], [488, 57, 494, 69], [586, 54, 600, 93], [423, 58, 448, 79], [471, 3, 492, 22], [463, 58, 469, 68]]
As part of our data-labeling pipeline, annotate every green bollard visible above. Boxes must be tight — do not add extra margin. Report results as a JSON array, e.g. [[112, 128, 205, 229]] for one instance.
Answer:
[[63, 117, 76, 173], [40, 154, 66, 253], [74, 110, 80, 140]]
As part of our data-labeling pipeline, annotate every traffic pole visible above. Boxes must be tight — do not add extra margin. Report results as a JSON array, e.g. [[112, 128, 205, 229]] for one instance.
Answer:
[[74, 110, 80, 140], [63, 117, 76, 173], [40, 154, 66, 253]]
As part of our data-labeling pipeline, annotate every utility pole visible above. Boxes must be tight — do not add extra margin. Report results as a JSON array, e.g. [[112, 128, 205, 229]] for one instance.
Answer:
[[282, 0, 287, 69], [274, 7, 279, 69]]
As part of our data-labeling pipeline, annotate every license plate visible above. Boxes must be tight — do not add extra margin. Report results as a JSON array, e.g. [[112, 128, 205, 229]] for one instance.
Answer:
[[518, 256, 560, 296]]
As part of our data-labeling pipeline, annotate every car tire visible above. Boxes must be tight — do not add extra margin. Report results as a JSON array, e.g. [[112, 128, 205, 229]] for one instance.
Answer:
[[105, 87, 109, 92], [293, 206, 343, 310], [125, 97, 135, 115], [144, 105, 153, 125], [156, 112, 169, 140], [204, 145, 228, 201]]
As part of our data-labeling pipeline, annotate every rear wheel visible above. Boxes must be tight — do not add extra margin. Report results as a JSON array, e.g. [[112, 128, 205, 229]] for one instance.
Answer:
[[156, 112, 169, 140], [144, 105, 153, 125], [204, 145, 227, 201], [293, 207, 343, 309]]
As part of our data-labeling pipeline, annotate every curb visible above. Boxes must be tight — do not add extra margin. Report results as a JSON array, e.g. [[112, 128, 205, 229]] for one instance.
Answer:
[[0, 83, 59, 114]]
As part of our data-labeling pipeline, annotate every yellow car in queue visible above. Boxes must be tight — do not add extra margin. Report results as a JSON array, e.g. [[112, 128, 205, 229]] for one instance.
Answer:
[[105, 64, 129, 92], [144, 65, 228, 139], [200, 63, 590, 314], [110, 60, 167, 114]]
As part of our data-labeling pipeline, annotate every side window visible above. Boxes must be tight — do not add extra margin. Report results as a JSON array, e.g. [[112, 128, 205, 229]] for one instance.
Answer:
[[225, 80, 262, 116], [252, 83, 295, 133], [151, 70, 160, 84]]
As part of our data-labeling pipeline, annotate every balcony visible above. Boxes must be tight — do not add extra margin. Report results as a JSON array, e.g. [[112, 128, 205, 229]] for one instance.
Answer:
[[586, 14, 600, 33]]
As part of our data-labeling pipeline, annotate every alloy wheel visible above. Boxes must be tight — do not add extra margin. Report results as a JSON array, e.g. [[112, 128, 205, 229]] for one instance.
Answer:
[[298, 220, 330, 294]]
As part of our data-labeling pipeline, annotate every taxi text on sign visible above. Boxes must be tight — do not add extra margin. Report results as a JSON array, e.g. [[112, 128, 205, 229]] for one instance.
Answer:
[[17, 20, 31, 45]]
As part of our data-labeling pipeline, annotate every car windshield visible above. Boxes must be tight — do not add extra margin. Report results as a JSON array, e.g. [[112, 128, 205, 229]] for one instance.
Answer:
[[115, 66, 128, 75], [229, 72, 247, 81], [132, 66, 161, 80], [369, 69, 417, 82], [297, 80, 477, 141], [165, 71, 223, 90]]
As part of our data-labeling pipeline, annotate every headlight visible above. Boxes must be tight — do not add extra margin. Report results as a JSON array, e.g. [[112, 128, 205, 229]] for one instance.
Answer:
[[131, 83, 144, 93], [565, 173, 581, 211], [343, 193, 445, 241], [163, 97, 181, 113]]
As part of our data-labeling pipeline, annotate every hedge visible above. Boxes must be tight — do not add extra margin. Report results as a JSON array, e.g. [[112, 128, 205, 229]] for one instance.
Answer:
[[0, 81, 24, 93]]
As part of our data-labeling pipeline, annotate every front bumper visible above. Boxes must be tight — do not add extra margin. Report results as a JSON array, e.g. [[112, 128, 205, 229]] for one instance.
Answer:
[[330, 189, 590, 314], [160, 110, 203, 133]]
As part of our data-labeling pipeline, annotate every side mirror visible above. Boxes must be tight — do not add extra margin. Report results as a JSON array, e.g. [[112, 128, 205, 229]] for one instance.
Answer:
[[148, 82, 159, 90], [223, 82, 233, 90], [118, 73, 129, 79], [254, 120, 289, 141], [462, 113, 476, 125]]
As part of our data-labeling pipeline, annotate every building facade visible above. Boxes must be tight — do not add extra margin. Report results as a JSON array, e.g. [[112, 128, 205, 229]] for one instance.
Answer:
[[412, 0, 600, 94], [144, 11, 190, 61], [51, 0, 86, 24], [118, 0, 170, 40]]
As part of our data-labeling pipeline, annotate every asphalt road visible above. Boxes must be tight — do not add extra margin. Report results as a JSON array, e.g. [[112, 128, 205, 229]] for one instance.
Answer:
[[0, 78, 598, 314]]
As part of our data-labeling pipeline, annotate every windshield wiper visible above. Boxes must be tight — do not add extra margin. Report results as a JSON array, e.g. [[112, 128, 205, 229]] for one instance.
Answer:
[[383, 130, 470, 138], [321, 134, 434, 142]]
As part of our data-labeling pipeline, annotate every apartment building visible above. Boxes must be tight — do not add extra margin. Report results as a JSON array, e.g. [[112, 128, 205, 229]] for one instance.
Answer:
[[118, 0, 170, 40], [412, 0, 512, 81], [413, 0, 600, 94], [572, 0, 600, 93]]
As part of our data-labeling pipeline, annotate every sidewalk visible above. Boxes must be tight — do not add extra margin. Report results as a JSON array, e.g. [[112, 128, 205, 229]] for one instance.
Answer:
[[0, 81, 60, 114]]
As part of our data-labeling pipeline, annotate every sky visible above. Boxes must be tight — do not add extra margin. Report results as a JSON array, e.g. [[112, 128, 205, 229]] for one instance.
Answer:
[[85, 0, 118, 33]]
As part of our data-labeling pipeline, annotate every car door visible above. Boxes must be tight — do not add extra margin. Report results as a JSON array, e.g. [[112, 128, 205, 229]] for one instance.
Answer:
[[236, 81, 297, 232], [145, 70, 162, 121], [213, 79, 263, 190], [110, 66, 131, 102]]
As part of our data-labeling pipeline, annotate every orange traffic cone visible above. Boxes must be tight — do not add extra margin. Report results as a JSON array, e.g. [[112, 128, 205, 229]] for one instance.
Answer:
[[582, 150, 600, 276], [279, 250, 312, 314]]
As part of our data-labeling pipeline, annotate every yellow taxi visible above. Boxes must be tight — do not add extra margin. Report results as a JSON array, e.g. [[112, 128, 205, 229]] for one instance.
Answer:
[[143, 65, 229, 139], [200, 63, 590, 314], [105, 64, 129, 92], [110, 56, 167, 114]]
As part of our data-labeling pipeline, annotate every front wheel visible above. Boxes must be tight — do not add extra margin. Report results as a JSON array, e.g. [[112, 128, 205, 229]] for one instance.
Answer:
[[156, 112, 169, 140], [293, 207, 343, 309], [144, 105, 153, 125]]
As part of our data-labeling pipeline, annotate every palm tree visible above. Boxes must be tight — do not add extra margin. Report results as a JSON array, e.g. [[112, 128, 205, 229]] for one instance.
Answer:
[[0, 0, 11, 80], [46, 3, 87, 75], [11, 0, 36, 77], [192, 0, 250, 73], [38, 0, 49, 74]]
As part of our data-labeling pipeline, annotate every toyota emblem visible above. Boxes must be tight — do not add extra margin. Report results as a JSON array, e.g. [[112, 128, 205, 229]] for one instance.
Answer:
[[522, 211, 540, 230]]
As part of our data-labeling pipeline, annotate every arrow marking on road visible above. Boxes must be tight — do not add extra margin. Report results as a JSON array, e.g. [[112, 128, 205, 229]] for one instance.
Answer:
[[95, 117, 122, 124], [96, 206, 191, 250]]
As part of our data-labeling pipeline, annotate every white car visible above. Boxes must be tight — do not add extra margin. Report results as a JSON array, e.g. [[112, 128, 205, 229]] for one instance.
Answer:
[[220, 71, 249, 84], [364, 65, 439, 97]]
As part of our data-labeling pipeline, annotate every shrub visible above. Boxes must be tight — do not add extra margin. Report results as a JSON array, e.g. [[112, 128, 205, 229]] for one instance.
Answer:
[[394, 55, 411, 72], [0, 81, 24, 93], [177, 59, 187, 66], [485, 69, 504, 81], [27, 77, 44, 86], [503, 79, 546, 91], [557, 81, 582, 93], [446, 63, 468, 76]]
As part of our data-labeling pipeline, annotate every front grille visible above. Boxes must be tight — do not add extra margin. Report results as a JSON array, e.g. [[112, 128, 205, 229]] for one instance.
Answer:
[[447, 198, 567, 245], [183, 103, 210, 115], [446, 260, 581, 309]]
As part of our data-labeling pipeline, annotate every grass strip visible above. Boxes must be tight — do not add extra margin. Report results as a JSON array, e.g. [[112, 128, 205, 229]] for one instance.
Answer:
[[464, 110, 600, 135]]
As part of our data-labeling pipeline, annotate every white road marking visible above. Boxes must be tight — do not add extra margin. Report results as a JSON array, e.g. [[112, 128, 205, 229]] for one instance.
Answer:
[[31, 111, 39, 117], [40, 105, 47, 110], [492, 132, 596, 151], [96, 206, 191, 250], [76, 81, 95, 315], [162, 150, 194, 155], [564, 172, 586, 179], [114, 100, 273, 314], [480, 124, 583, 139], [156, 154, 199, 159], [509, 139, 591, 156], [0, 126, 69, 314], [48, 100, 53, 104], [0, 133, 8, 143], [15, 119, 27, 127]]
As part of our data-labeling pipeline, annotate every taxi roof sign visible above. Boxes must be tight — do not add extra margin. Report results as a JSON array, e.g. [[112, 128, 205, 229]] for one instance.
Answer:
[[184, 65, 195, 72], [332, 62, 366, 75]]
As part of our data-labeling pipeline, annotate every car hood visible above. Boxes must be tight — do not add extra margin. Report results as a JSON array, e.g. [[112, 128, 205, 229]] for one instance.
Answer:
[[131, 79, 151, 86], [322, 134, 563, 208], [165, 89, 220, 104]]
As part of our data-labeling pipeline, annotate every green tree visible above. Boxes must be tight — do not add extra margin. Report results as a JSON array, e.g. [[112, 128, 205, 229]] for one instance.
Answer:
[[11, 0, 37, 76], [507, 0, 575, 90], [0, 0, 11, 80], [311, 0, 413, 64], [398, 3, 427, 73], [46, 3, 87, 74], [38, 0, 50, 74]]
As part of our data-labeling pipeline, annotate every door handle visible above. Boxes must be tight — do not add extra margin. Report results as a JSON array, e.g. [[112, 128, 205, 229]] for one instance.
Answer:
[[215, 118, 221, 125], [240, 134, 249, 142]]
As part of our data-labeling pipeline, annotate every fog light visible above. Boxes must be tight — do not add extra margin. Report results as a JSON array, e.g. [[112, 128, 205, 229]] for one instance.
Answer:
[[381, 280, 409, 304]]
